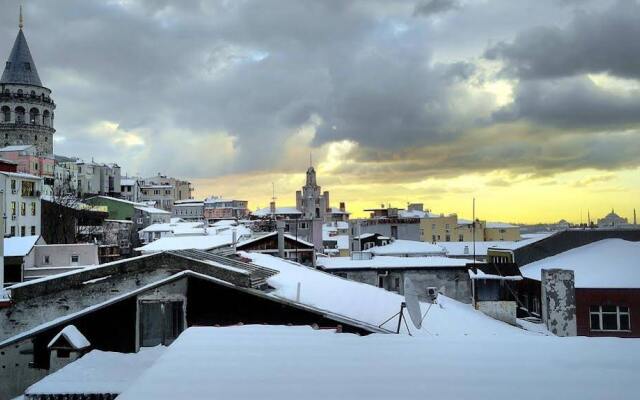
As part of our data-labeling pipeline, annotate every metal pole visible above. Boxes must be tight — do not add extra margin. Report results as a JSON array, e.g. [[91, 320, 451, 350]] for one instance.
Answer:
[[396, 302, 406, 334], [472, 197, 476, 264]]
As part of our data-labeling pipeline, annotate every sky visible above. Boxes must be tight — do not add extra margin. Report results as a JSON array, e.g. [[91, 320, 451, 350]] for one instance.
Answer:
[[1, 0, 639, 223]]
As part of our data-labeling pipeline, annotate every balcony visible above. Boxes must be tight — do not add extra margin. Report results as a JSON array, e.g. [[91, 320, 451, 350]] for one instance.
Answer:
[[0, 121, 56, 133], [0, 92, 56, 108]]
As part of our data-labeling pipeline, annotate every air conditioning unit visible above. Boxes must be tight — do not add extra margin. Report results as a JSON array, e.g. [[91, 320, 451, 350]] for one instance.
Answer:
[[11, 215, 16, 220], [426, 287, 438, 303], [11, 190, 16, 194]]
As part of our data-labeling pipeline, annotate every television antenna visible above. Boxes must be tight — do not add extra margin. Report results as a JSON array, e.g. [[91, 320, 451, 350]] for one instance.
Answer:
[[378, 277, 423, 334]]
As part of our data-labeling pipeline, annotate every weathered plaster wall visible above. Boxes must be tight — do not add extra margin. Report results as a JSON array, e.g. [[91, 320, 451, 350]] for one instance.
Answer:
[[477, 301, 517, 325], [541, 269, 577, 337]]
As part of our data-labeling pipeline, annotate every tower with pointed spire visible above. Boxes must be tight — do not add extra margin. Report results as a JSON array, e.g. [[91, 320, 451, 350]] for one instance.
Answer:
[[0, 7, 56, 156]]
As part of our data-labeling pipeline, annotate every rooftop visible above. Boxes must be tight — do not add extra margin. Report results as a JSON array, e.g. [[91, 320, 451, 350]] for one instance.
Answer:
[[316, 255, 471, 270], [367, 239, 446, 256], [520, 239, 640, 288], [1, 28, 42, 86]]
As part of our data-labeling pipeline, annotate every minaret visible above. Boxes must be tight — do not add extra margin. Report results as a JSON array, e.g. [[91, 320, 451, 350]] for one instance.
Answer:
[[0, 7, 56, 156]]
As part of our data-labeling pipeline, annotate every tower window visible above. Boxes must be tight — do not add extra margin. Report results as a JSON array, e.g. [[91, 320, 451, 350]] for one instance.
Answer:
[[24, 62, 31, 71], [5, 62, 10, 69]]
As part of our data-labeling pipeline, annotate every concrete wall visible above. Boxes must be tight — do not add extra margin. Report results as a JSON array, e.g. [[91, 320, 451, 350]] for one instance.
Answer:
[[477, 301, 517, 325], [541, 269, 577, 337], [32, 244, 99, 268], [336, 268, 471, 304], [352, 220, 421, 242]]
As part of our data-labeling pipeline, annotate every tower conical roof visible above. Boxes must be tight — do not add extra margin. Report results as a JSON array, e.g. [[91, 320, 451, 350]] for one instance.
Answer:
[[1, 29, 43, 86]]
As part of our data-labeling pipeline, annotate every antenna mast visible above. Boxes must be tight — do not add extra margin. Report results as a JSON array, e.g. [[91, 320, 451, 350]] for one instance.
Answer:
[[19, 5, 24, 29]]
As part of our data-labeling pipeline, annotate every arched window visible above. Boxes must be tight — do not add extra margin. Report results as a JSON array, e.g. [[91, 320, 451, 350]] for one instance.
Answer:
[[15, 106, 25, 123], [17, 89, 23, 96], [29, 108, 40, 125], [1, 106, 10, 122], [42, 110, 50, 126], [30, 90, 36, 98], [34, 135, 38, 141]]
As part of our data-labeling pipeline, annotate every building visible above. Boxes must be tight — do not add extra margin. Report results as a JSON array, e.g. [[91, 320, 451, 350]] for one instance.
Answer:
[[203, 197, 249, 221], [0, 250, 394, 398], [119, 177, 140, 202], [173, 199, 205, 221], [420, 213, 521, 243], [350, 206, 422, 246], [53, 155, 78, 196], [0, 144, 54, 194], [236, 231, 315, 266], [366, 239, 446, 257], [0, 13, 56, 157], [138, 173, 193, 209], [138, 220, 206, 244], [597, 209, 629, 228], [293, 166, 348, 223], [84, 196, 169, 229], [0, 171, 42, 237], [3, 235, 97, 286], [317, 253, 473, 303], [519, 239, 640, 337]]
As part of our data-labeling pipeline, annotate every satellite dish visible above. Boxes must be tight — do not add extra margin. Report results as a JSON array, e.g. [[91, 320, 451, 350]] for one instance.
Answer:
[[404, 277, 422, 329]]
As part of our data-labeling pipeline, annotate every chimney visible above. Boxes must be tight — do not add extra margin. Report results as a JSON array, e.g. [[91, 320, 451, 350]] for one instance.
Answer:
[[541, 269, 577, 337], [339, 202, 345, 212], [276, 221, 285, 258], [269, 201, 276, 215], [232, 229, 237, 253]]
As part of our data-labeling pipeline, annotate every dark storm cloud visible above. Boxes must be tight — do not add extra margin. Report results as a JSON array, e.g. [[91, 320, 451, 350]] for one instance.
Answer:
[[493, 77, 640, 129], [413, 0, 460, 17], [485, 0, 640, 80], [0, 0, 639, 181]]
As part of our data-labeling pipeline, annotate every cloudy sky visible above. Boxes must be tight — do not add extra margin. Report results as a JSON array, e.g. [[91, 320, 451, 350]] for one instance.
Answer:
[[2, 0, 639, 222]]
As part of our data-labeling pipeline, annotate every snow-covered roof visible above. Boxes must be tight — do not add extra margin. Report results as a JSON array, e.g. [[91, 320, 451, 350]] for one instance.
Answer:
[[316, 255, 471, 270], [120, 178, 137, 186], [134, 205, 171, 215], [397, 209, 439, 218], [437, 241, 515, 257], [140, 221, 204, 233], [117, 325, 640, 400], [88, 195, 145, 206], [135, 234, 235, 253], [486, 221, 519, 229], [520, 239, 640, 288], [25, 347, 165, 397], [4, 235, 41, 257], [328, 207, 350, 215], [243, 252, 525, 336], [0, 171, 42, 180], [0, 144, 35, 152], [253, 206, 302, 217], [468, 269, 523, 281], [489, 232, 555, 251], [367, 240, 446, 256], [47, 325, 91, 349]]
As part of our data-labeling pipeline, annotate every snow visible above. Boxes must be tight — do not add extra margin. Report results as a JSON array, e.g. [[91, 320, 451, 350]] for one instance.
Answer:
[[134, 205, 171, 215], [485, 221, 519, 228], [135, 234, 235, 253], [47, 325, 91, 349], [242, 253, 514, 336], [140, 221, 204, 233], [520, 239, 640, 288], [253, 206, 302, 217], [118, 325, 640, 400], [316, 255, 471, 270], [489, 232, 555, 250], [25, 347, 165, 396], [367, 239, 446, 256], [469, 269, 522, 281], [237, 231, 314, 248], [4, 235, 41, 257]]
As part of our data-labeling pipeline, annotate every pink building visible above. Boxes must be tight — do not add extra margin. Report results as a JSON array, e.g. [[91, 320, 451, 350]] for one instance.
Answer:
[[0, 144, 54, 189]]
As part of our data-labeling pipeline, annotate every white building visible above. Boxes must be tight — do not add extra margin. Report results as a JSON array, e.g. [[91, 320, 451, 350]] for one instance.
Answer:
[[0, 171, 42, 237]]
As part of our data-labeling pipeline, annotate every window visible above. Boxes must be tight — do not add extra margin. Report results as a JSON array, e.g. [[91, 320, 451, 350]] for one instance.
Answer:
[[458, 234, 464, 241], [30, 226, 36, 235], [10, 226, 15, 236], [377, 276, 384, 288], [445, 235, 451, 241], [20, 202, 26, 216], [394, 277, 400, 291], [70, 254, 79, 264], [590, 305, 630, 331], [31, 202, 36, 216], [10, 201, 15, 216], [43, 255, 50, 264], [20, 226, 25, 236], [21, 181, 35, 196], [431, 224, 436, 230]]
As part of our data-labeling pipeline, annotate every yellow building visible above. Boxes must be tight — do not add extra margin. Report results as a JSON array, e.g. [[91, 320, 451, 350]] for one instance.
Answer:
[[420, 214, 520, 243]]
